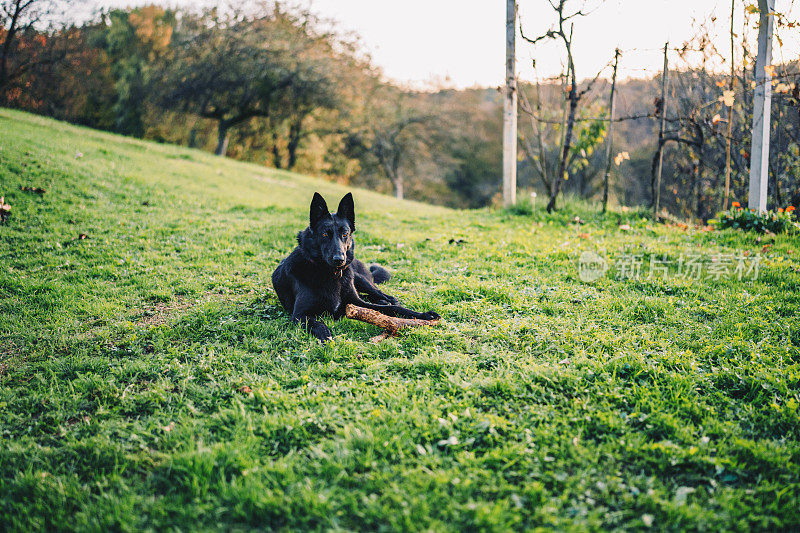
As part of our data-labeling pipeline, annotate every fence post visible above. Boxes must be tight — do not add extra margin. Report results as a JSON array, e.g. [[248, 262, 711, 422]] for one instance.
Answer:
[[503, 0, 518, 207], [654, 43, 669, 220], [748, 0, 776, 213], [602, 48, 620, 214]]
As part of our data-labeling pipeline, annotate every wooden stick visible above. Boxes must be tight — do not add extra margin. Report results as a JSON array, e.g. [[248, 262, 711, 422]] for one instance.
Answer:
[[344, 304, 440, 343]]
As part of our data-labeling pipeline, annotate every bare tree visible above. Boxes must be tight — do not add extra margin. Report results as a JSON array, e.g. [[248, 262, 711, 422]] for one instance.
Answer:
[[520, 0, 604, 212], [518, 80, 551, 194], [602, 48, 620, 213]]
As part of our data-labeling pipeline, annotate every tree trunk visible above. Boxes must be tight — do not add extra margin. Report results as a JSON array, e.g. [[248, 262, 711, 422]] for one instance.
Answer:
[[382, 158, 404, 200], [772, 97, 783, 208], [698, 128, 705, 221], [272, 131, 283, 169], [694, 152, 702, 222], [393, 176, 404, 200], [548, 95, 577, 212], [650, 143, 662, 206], [287, 117, 302, 170], [215, 121, 230, 156], [723, 0, 735, 210]]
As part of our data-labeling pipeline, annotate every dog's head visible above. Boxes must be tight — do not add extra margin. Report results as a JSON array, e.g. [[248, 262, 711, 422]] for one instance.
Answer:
[[300, 192, 356, 270]]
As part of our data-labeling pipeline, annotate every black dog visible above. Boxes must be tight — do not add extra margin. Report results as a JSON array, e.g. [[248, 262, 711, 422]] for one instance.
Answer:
[[272, 192, 439, 341]]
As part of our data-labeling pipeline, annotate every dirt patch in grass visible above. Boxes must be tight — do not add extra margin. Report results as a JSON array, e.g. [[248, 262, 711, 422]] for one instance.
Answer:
[[75, 292, 249, 343], [133, 291, 244, 327], [134, 295, 195, 327], [0, 342, 20, 376]]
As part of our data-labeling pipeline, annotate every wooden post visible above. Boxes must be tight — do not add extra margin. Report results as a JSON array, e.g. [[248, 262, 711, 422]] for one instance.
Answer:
[[748, 0, 776, 213], [503, 0, 517, 207], [654, 43, 669, 220], [723, 0, 735, 210], [602, 48, 620, 214]]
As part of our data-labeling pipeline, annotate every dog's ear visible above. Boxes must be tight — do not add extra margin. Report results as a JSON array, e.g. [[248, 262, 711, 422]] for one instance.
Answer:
[[309, 192, 329, 229], [337, 192, 355, 231]]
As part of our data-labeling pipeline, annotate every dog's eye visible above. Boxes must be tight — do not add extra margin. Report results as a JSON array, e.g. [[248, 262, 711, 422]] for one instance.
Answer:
[[342, 232, 349, 239], [322, 232, 329, 238]]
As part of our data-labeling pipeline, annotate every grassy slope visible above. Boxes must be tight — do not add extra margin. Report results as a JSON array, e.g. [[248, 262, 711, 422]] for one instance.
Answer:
[[1, 108, 799, 531]]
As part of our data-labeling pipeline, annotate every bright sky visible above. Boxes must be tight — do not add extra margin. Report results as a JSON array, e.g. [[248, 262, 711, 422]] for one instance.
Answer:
[[91, 0, 800, 88]]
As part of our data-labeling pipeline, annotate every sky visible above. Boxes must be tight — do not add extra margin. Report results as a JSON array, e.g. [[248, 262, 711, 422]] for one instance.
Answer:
[[91, 0, 800, 88]]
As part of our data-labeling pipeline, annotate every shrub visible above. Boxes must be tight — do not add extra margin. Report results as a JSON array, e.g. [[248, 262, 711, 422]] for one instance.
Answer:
[[715, 203, 798, 234]]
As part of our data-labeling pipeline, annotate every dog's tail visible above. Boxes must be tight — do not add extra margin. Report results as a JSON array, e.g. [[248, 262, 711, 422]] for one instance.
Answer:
[[369, 264, 391, 284]]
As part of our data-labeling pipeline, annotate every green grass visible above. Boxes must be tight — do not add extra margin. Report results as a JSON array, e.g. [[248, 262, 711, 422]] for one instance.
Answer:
[[1, 107, 799, 531]]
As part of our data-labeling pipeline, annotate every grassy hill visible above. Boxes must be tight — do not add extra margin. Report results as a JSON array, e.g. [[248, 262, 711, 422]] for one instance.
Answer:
[[1, 108, 799, 531]]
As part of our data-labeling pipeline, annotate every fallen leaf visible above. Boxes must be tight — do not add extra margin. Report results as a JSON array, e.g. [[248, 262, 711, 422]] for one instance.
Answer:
[[0, 197, 10, 222], [238, 385, 252, 394], [619, 224, 631, 231]]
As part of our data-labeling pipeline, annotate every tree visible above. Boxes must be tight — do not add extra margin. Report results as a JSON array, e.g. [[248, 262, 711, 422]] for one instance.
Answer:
[[518, 76, 607, 202], [264, 24, 344, 170], [0, 0, 72, 102], [345, 85, 433, 200], [440, 88, 503, 208], [520, 0, 605, 212], [156, 5, 334, 157], [95, 5, 175, 137], [5, 23, 115, 128]]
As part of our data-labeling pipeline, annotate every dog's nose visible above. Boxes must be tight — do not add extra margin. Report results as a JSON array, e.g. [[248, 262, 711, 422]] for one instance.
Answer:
[[332, 254, 345, 265]]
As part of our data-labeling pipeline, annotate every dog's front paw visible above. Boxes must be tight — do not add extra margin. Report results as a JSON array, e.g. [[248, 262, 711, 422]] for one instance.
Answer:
[[419, 311, 440, 321], [312, 324, 333, 342]]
